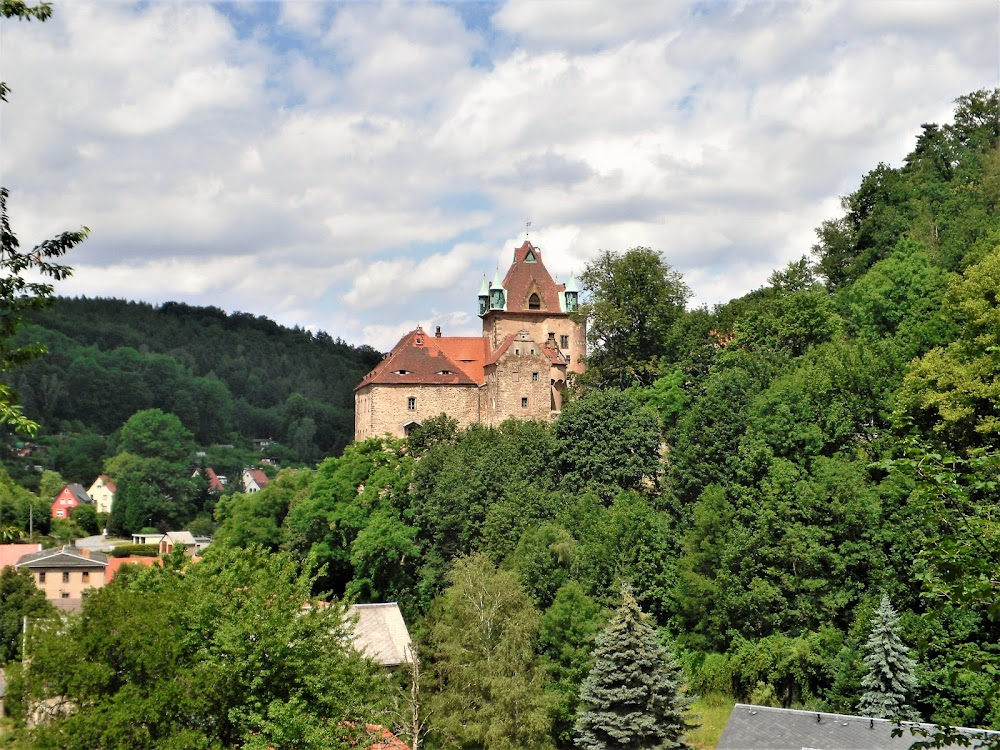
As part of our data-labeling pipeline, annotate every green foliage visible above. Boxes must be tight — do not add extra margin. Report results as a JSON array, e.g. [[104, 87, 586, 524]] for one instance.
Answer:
[[118, 408, 195, 463], [574, 586, 696, 750], [857, 595, 919, 720], [897, 245, 1000, 449], [555, 389, 662, 502], [422, 554, 556, 750], [0, 565, 54, 664], [727, 630, 844, 708], [213, 467, 312, 551], [539, 581, 607, 748], [69, 502, 99, 535], [577, 247, 691, 389], [14, 297, 378, 454], [107, 452, 199, 535], [284, 437, 414, 597], [15, 545, 393, 749], [108, 543, 159, 558]]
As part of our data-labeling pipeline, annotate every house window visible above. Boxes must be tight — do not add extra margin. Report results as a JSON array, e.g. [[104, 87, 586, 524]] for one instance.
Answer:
[[532, 372, 539, 382], [407, 397, 416, 411], [560, 335, 569, 349], [61, 592, 70, 599], [39, 571, 46, 583], [56, 510, 64, 517], [82, 571, 90, 583], [62, 571, 70, 583], [528, 293, 541, 310], [521, 397, 528, 408]]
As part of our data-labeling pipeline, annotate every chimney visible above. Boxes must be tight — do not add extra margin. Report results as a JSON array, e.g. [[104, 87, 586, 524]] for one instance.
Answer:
[[435, 326, 442, 337], [80, 548, 91, 558]]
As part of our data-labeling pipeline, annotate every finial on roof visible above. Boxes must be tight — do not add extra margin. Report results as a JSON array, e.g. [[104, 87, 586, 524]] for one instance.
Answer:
[[492, 267, 503, 288], [526, 219, 531, 238]]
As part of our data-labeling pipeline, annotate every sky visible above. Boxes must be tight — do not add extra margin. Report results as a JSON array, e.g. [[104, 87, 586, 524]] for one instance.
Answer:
[[2, 0, 997, 351]]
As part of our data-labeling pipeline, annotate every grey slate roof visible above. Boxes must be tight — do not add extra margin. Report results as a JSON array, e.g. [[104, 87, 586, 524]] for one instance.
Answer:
[[66, 483, 92, 504], [346, 602, 412, 668], [717, 704, 999, 750], [15, 545, 108, 569]]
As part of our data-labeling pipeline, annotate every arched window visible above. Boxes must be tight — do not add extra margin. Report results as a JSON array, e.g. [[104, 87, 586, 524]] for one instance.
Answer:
[[528, 292, 541, 310]]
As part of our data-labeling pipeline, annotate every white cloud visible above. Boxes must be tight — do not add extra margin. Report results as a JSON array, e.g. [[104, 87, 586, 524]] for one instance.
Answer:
[[2, 0, 995, 352]]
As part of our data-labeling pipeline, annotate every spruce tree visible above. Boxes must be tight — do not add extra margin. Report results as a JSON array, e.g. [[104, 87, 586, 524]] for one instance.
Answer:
[[857, 595, 919, 720], [574, 586, 695, 750]]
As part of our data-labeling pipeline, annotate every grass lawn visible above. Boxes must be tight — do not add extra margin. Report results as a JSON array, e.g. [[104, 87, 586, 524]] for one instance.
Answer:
[[686, 692, 736, 750]]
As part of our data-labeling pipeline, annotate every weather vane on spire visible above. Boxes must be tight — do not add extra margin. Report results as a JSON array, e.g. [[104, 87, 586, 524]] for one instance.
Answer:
[[526, 219, 531, 239]]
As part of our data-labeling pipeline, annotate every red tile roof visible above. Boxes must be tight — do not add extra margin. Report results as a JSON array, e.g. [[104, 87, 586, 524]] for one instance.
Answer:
[[106, 555, 161, 582], [0, 543, 43, 570], [498, 241, 565, 315], [246, 469, 270, 489], [97, 474, 117, 493], [357, 327, 489, 388]]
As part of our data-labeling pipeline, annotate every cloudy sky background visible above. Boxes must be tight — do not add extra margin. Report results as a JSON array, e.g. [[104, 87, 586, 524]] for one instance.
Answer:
[[2, 0, 997, 350]]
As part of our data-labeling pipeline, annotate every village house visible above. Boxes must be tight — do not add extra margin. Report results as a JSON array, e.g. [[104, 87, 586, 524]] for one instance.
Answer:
[[242, 468, 270, 493], [15, 545, 109, 611], [355, 240, 586, 440], [50, 484, 92, 520], [86, 475, 116, 514]]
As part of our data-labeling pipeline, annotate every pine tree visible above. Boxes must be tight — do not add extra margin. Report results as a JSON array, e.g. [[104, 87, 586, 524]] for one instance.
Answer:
[[857, 595, 920, 720], [574, 586, 696, 750]]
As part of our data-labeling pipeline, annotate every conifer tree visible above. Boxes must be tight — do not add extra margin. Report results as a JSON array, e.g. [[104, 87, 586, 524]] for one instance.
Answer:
[[574, 586, 695, 750], [857, 595, 920, 720]]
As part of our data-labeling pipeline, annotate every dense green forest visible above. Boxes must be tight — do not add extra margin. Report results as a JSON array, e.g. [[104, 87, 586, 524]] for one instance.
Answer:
[[2, 89, 998, 749], [2, 300, 380, 478]]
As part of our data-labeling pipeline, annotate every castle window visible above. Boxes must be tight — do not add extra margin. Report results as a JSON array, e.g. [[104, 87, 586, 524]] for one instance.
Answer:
[[530, 348, 535, 355], [515, 348, 520, 355], [560, 335, 569, 349], [528, 292, 541, 310], [394, 369, 410, 375], [532, 372, 539, 381], [407, 397, 416, 411], [521, 397, 528, 408]]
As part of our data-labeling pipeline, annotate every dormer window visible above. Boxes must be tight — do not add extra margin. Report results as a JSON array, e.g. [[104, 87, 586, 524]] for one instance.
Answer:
[[437, 370, 453, 375], [528, 292, 541, 310], [394, 369, 411, 375], [525, 249, 537, 263]]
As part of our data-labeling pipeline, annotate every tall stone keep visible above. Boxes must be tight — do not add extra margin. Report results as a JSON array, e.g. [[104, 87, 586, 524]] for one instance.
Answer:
[[355, 241, 586, 440]]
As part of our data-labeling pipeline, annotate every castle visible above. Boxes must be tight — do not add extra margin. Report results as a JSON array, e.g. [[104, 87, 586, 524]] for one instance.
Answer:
[[355, 241, 586, 441]]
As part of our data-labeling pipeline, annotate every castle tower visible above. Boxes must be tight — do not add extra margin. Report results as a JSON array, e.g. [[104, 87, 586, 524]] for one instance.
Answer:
[[354, 240, 585, 441], [480, 241, 585, 375]]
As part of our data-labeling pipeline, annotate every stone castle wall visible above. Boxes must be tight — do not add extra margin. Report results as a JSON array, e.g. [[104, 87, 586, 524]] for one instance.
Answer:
[[355, 383, 482, 440], [483, 312, 586, 375]]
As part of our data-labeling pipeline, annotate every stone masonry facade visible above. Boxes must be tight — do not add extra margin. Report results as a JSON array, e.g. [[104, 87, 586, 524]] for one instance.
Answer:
[[355, 241, 585, 441]]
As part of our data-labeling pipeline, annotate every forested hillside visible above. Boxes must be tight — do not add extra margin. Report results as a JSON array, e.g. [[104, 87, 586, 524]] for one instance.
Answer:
[[203, 89, 999, 744], [7, 299, 380, 463], [3, 89, 998, 749]]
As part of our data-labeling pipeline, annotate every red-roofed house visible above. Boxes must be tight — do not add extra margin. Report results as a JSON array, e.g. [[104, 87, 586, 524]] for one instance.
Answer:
[[87, 475, 117, 514], [355, 241, 586, 440], [242, 468, 270, 493]]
